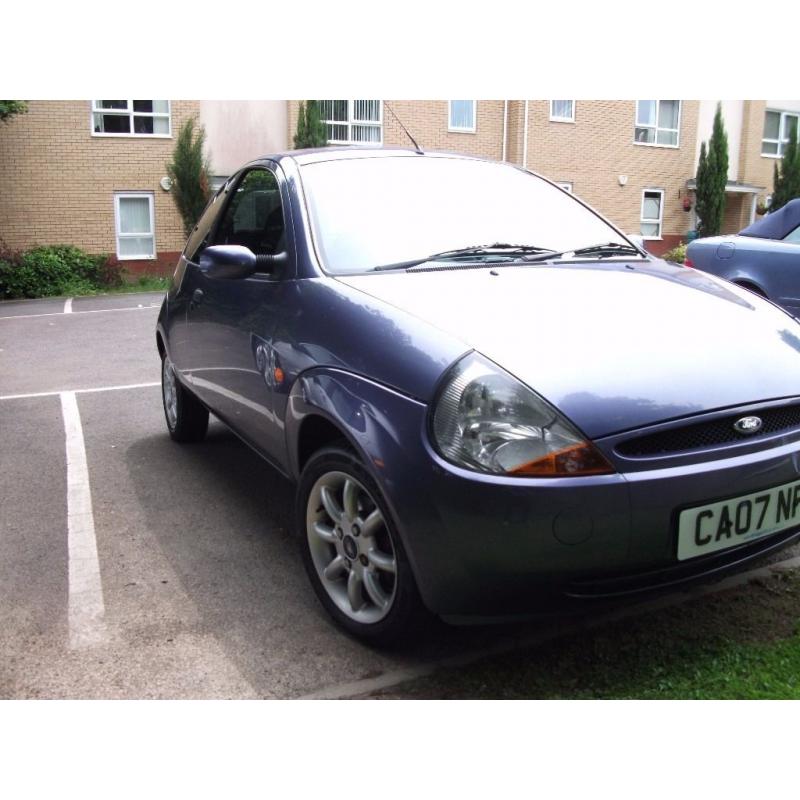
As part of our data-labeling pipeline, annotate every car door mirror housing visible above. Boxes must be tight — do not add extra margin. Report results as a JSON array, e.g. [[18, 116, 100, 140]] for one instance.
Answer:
[[199, 245, 258, 279], [200, 245, 288, 279], [255, 251, 288, 276]]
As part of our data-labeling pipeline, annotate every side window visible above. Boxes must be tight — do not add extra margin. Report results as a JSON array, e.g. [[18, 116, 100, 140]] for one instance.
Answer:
[[213, 169, 285, 256], [783, 224, 800, 245]]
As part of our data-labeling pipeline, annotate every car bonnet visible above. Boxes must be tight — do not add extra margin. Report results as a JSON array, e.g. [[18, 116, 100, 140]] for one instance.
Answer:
[[338, 261, 800, 439]]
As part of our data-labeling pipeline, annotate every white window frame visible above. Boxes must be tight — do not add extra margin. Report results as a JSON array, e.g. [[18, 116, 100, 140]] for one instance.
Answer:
[[447, 100, 477, 133], [91, 100, 172, 138], [640, 189, 665, 240], [318, 100, 383, 145], [634, 100, 681, 149], [114, 193, 156, 260], [549, 101, 575, 123], [762, 110, 800, 158], [554, 181, 573, 193]]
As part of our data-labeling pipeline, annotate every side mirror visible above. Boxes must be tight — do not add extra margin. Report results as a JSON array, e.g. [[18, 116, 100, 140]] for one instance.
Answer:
[[199, 245, 257, 279]]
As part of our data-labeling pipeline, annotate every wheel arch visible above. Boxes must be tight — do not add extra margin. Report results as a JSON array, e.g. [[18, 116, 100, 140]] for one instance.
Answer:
[[284, 368, 411, 483], [156, 328, 166, 359], [296, 414, 354, 473], [731, 277, 768, 297], [286, 367, 439, 613]]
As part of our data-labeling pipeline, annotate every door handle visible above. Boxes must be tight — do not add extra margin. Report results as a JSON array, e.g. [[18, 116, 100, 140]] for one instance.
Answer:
[[191, 288, 204, 309]]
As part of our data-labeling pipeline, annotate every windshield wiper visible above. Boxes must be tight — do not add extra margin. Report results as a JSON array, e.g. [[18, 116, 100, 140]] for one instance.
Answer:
[[522, 241, 644, 263], [371, 243, 558, 272]]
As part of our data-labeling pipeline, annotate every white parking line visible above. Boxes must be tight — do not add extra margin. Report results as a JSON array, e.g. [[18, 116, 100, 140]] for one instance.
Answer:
[[296, 553, 800, 699], [0, 382, 160, 401], [60, 391, 107, 649], [0, 304, 159, 322], [63, 297, 73, 314]]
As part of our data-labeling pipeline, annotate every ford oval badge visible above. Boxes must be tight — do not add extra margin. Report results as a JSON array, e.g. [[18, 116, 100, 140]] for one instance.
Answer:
[[733, 416, 763, 435]]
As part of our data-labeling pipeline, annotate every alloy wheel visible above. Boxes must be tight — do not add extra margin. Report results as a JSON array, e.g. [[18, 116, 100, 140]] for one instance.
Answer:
[[162, 357, 178, 430], [306, 470, 397, 623]]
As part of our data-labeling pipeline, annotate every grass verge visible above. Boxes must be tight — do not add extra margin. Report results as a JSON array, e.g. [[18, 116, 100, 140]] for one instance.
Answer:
[[370, 569, 800, 699], [78, 275, 170, 295]]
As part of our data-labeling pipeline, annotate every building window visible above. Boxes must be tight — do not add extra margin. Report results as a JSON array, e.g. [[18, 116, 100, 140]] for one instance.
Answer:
[[550, 101, 575, 122], [92, 101, 171, 137], [448, 101, 477, 132], [114, 193, 155, 259], [554, 181, 573, 193], [317, 100, 382, 144], [762, 110, 799, 157], [634, 100, 680, 147], [640, 190, 664, 239]]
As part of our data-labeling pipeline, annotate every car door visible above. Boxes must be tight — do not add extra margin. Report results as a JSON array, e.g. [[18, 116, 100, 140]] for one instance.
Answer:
[[165, 182, 229, 376], [182, 163, 295, 465]]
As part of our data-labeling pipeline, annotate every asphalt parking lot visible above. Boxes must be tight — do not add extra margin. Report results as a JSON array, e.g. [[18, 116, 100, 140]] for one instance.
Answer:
[[3, 292, 800, 699], [0, 292, 575, 698]]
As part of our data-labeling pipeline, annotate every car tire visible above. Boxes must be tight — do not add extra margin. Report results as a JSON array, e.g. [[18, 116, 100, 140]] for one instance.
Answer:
[[161, 355, 209, 443], [297, 443, 428, 644]]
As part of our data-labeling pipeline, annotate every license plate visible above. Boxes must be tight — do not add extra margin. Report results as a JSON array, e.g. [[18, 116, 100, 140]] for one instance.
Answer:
[[677, 478, 800, 561]]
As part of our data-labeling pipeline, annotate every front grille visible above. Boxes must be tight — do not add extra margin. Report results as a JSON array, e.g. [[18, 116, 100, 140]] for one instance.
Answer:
[[616, 402, 800, 458]]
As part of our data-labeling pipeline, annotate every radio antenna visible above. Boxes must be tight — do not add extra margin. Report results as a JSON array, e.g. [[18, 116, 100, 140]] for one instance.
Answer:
[[385, 102, 423, 154]]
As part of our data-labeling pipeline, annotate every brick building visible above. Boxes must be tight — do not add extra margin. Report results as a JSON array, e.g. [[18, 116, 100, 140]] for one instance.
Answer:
[[289, 99, 800, 255], [0, 100, 286, 273], [1, 99, 797, 269]]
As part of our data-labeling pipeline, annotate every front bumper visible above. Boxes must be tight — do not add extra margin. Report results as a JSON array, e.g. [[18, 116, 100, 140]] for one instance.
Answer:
[[391, 424, 800, 618]]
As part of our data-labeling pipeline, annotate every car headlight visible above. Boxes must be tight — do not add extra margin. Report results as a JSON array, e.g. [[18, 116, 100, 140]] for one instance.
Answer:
[[431, 353, 614, 477]]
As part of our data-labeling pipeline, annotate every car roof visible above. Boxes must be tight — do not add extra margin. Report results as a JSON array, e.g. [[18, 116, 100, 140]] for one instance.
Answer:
[[248, 146, 488, 168], [740, 198, 800, 240]]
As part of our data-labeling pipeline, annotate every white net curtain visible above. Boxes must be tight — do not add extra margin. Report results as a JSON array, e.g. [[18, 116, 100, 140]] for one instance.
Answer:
[[317, 100, 381, 143]]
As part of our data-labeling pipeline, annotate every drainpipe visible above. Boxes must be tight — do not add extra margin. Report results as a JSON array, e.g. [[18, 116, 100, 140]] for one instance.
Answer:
[[522, 100, 529, 169], [502, 100, 508, 162]]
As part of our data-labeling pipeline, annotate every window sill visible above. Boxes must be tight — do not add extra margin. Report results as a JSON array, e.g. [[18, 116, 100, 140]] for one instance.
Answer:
[[447, 127, 477, 134], [549, 117, 576, 124], [326, 139, 383, 146], [117, 254, 157, 261], [92, 133, 172, 139], [633, 140, 680, 150], [641, 236, 663, 241], [761, 152, 782, 159]]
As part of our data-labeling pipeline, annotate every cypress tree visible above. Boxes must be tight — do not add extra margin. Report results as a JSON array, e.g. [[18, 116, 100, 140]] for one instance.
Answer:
[[695, 141, 708, 229], [166, 116, 211, 237], [771, 125, 800, 212], [294, 102, 307, 148], [293, 101, 328, 149], [695, 103, 729, 238]]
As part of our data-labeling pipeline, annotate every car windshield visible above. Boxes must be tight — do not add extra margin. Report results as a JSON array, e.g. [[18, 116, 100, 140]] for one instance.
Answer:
[[299, 155, 632, 275]]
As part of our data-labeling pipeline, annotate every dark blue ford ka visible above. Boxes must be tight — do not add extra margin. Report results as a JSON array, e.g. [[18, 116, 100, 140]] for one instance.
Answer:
[[157, 148, 800, 642]]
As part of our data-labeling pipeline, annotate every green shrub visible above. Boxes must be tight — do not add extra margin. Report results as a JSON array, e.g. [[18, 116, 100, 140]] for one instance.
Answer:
[[661, 242, 687, 264], [0, 244, 117, 299]]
